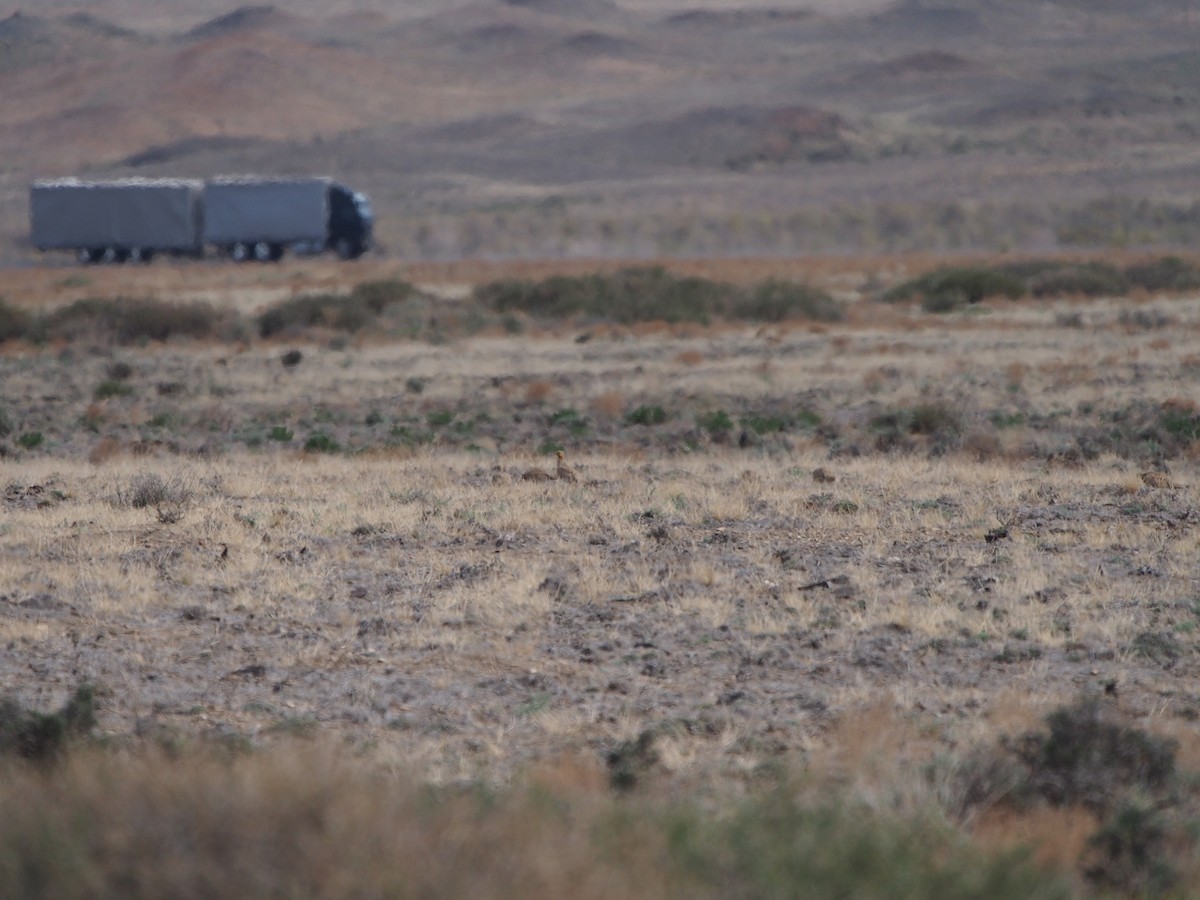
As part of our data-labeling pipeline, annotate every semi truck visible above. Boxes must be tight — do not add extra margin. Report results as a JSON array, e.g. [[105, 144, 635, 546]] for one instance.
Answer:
[[29, 176, 374, 264]]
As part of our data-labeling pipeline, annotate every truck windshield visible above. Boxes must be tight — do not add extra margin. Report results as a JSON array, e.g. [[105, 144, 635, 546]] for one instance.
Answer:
[[353, 193, 373, 224]]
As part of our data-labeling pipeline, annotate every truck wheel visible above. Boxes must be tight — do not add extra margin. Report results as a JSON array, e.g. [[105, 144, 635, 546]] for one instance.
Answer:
[[231, 243, 251, 263], [128, 248, 152, 264], [253, 241, 274, 262], [101, 246, 126, 264], [335, 238, 362, 260], [78, 248, 97, 265]]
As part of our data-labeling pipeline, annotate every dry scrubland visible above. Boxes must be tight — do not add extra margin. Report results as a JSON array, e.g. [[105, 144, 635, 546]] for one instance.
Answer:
[[3, 257, 1200, 895]]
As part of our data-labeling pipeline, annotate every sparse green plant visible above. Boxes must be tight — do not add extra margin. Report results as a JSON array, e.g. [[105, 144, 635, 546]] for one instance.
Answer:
[[16, 431, 43, 450], [626, 404, 668, 426], [0, 298, 32, 342], [94, 379, 134, 399], [268, 426, 294, 442], [732, 279, 842, 322], [38, 296, 225, 344], [698, 409, 734, 433], [883, 266, 1025, 311], [303, 432, 341, 454], [742, 414, 786, 435], [0, 684, 96, 761]]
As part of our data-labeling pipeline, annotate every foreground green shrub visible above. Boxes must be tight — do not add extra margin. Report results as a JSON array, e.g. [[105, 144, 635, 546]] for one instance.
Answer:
[[0, 744, 1073, 900], [0, 685, 96, 761], [0, 298, 31, 342]]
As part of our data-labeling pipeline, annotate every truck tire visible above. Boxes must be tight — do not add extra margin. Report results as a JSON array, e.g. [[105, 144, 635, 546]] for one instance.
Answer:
[[78, 248, 98, 265], [101, 246, 128, 264], [253, 241, 274, 263], [128, 247, 153, 264], [230, 242, 251, 263], [335, 237, 362, 260]]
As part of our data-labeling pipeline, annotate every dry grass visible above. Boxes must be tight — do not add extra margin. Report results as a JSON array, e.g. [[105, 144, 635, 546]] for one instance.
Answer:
[[3, 261, 1200, 894]]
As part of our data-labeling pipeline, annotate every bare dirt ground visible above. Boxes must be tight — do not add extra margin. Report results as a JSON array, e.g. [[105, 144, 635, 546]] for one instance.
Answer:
[[3, 261, 1199, 789]]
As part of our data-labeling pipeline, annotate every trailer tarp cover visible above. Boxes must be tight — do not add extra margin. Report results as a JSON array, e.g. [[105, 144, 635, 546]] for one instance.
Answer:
[[203, 177, 331, 245], [29, 179, 203, 251]]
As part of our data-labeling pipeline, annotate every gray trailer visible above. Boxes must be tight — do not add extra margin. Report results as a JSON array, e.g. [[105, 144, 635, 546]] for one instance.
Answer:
[[29, 178, 203, 263], [203, 176, 373, 262]]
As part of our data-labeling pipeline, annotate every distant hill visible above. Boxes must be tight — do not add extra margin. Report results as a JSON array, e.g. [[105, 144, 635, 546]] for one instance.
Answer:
[[4, 0, 1200, 262]]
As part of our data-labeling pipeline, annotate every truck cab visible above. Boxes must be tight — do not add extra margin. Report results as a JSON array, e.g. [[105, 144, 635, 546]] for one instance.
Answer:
[[328, 183, 374, 260]]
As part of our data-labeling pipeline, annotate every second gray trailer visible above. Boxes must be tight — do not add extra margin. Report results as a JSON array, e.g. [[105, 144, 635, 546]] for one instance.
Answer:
[[203, 177, 374, 262]]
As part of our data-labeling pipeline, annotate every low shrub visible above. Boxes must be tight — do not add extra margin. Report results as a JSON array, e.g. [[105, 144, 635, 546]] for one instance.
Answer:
[[731, 279, 843, 322], [37, 297, 225, 344], [0, 298, 32, 342], [476, 267, 730, 324], [882, 266, 1025, 311], [626, 404, 668, 426], [303, 432, 341, 454], [1027, 263, 1128, 298], [1123, 255, 1200, 293], [0, 684, 96, 761]]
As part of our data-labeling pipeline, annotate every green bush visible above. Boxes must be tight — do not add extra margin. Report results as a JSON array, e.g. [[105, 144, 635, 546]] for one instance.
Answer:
[[303, 432, 341, 454], [38, 297, 224, 344], [0, 297, 32, 342], [94, 379, 133, 399], [1123, 255, 1200, 293], [475, 267, 728, 324], [732, 280, 842, 322], [350, 278, 417, 313], [258, 293, 371, 338], [16, 432, 43, 450], [883, 266, 1025, 312], [626, 404, 668, 426], [268, 426, 294, 442], [698, 409, 734, 433], [1026, 263, 1128, 298], [0, 684, 97, 761]]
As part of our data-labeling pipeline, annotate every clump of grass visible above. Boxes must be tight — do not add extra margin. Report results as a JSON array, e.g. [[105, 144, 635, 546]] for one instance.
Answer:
[[697, 409, 734, 434], [476, 268, 838, 325], [1122, 255, 1200, 293], [259, 280, 420, 338], [0, 298, 32, 342], [476, 267, 730, 324], [115, 473, 195, 520], [303, 432, 341, 454], [16, 432, 43, 450], [0, 684, 97, 761], [730, 279, 843, 322], [94, 379, 134, 399], [882, 266, 1025, 312], [37, 297, 226, 344], [1025, 262, 1128, 298], [626, 404, 668, 426]]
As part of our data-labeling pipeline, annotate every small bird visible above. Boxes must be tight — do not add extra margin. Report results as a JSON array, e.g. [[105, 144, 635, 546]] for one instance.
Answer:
[[555, 450, 577, 483]]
